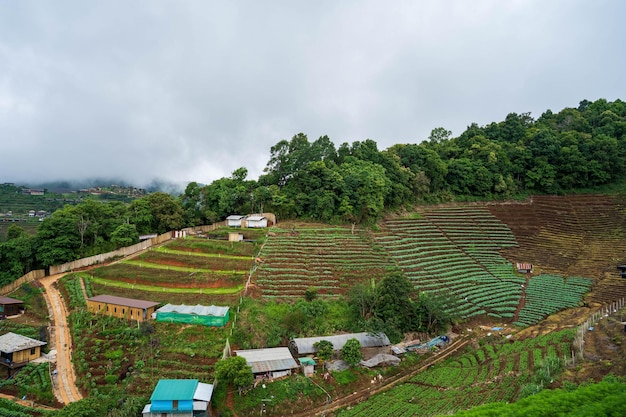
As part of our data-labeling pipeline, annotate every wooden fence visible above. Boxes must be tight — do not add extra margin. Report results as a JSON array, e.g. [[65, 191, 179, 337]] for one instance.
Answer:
[[0, 269, 46, 296]]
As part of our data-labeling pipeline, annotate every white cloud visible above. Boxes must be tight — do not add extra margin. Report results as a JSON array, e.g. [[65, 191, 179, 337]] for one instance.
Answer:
[[0, 1, 625, 188]]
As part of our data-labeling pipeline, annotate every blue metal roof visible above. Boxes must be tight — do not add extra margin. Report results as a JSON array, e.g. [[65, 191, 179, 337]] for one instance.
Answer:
[[150, 379, 198, 401]]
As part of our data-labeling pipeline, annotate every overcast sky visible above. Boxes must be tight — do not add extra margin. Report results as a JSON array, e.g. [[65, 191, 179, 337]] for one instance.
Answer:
[[1, 1, 625, 189]]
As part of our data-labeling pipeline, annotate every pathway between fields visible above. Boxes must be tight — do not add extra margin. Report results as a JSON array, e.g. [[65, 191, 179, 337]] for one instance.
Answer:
[[40, 273, 83, 405]]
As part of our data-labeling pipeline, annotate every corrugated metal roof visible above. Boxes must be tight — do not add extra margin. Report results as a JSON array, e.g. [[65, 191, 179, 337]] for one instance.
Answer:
[[289, 332, 390, 355], [0, 296, 23, 305], [246, 215, 266, 221], [156, 303, 229, 317], [87, 295, 159, 309], [150, 379, 198, 401], [194, 382, 214, 402], [227, 215, 245, 220], [234, 347, 298, 374], [0, 332, 46, 353]]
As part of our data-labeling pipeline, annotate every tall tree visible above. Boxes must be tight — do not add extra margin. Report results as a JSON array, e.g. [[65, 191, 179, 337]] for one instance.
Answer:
[[341, 338, 363, 366]]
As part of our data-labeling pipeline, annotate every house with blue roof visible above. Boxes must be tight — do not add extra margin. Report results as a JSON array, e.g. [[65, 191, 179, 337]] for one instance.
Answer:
[[142, 379, 214, 417]]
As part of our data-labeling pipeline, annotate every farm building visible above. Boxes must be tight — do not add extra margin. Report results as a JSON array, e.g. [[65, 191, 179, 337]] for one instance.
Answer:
[[242, 215, 267, 228], [0, 332, 46, 377], [155, 304, 230, 327], [298, 357, 316, 376], [516, 263, 533, 273], [142, 379, 214, 417], [289, 332, 391, 357], [0, 296, 24, 318], [234, 347, 299, 379], [87, 295, 159, 322], [228, 232, 244, 242], [226, 215, 245, 227]]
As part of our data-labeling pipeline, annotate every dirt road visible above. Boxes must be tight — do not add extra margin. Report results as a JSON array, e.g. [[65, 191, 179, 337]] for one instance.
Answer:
[[40, 274, 83, 405]]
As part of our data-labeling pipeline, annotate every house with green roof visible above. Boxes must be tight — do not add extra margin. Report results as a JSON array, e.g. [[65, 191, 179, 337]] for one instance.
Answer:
[[142, 379, 214, 417]]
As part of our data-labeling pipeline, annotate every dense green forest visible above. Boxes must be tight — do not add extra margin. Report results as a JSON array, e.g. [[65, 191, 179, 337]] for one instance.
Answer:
[[180, 98, 626, 224], [1, 98, 625, 286]]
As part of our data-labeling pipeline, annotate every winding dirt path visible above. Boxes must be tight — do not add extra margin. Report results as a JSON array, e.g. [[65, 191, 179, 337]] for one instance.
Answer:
[[40, 273, 83, 405]]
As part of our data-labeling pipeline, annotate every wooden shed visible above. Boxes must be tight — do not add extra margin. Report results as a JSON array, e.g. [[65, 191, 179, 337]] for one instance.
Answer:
[[0, 332, 46, 377], [0, 296, 24, 318], [87, 295, 159, 322]]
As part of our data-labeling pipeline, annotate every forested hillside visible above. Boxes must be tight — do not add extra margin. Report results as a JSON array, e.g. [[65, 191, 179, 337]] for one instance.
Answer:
[[181, 98, 626, 225]]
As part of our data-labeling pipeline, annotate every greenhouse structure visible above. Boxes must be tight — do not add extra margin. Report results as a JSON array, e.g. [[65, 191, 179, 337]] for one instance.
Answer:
[[155, 304, 230, 327]]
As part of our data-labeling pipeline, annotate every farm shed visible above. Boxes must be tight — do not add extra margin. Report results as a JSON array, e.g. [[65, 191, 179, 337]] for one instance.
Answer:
[[242, 215, 267, 228], [87, 295, 159, 322], [298, 357, 316, 376], [234, 347, 299, 379], [289, 332, 391, 357], [155, 304, 230, 327], [516, 263, 533, 273], [228, 232, 244, 242], [0, 296, 24, 318], [0, 332, 46, 377], [226, 215, 245, 227], [142, 379, 214, 417]]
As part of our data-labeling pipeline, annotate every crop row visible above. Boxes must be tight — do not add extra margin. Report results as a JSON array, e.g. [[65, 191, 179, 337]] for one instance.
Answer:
[[255, 225, 397, 298], [514, 275, 592, 326], [338, 330, 573, 417]]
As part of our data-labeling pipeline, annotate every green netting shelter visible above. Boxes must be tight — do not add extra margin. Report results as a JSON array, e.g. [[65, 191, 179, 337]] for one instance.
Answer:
[[155, 304, 230, 327]]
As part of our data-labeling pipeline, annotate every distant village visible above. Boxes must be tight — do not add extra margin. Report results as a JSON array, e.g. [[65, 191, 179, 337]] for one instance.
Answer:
[[0, 183, 146, 222]]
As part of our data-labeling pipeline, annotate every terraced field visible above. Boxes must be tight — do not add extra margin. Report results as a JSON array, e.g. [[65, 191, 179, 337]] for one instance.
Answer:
[[336, 329, 575, 417], [88, 235, 258, 303], [488, 195, 626, 304], [374, 207, 525, 320], [254, 224, 398, 299]]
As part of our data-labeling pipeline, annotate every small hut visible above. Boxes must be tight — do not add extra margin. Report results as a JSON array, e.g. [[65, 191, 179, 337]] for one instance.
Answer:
[[142, 379, 213, 417], [0, 332, 46, 378], [243, 215, 267, 228], [298, 357, 315, 376], [516, 263, 533, 274], [0, 296, 24, 318], [226, 215, 245, 227]]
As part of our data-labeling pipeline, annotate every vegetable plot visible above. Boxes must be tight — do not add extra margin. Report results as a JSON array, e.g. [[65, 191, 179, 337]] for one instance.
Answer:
[[337, 330, 575, 417], [255, 225, 398, 298]]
